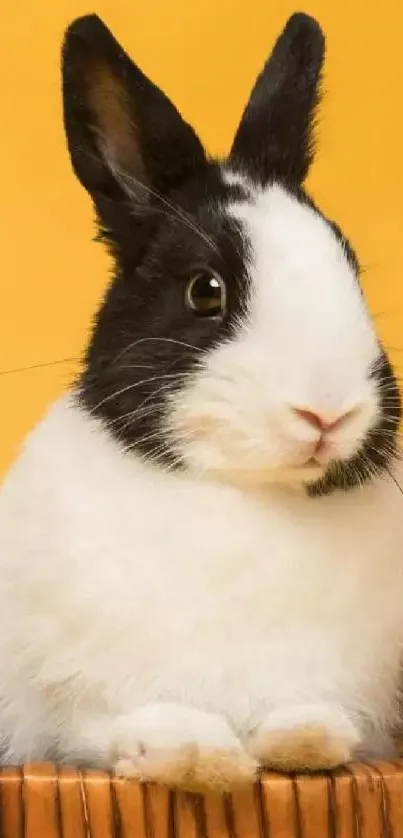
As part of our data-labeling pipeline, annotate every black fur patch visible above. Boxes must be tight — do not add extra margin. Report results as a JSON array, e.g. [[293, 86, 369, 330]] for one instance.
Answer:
[[79, 169, 250, 462]]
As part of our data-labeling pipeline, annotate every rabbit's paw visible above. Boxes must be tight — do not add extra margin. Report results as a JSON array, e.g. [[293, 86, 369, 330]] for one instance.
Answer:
[[247, 704, 360, 771], [112, 703, 257, 791]]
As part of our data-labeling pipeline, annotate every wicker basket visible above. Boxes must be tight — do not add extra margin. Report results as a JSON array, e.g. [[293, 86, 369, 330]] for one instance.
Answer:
[[2, 762, 403, 837]]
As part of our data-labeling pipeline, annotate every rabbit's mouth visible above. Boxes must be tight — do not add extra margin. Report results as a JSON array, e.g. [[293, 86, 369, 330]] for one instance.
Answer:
[[171, 418, 399, 496], [301, 457, 323, 469]]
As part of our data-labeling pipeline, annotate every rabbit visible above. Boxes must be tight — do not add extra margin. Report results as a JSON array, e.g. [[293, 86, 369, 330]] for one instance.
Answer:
[[0, 10, 402, 792]]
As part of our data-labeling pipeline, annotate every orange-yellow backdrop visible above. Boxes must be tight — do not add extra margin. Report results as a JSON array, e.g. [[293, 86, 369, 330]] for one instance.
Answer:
[[1, 0, 402, 475]]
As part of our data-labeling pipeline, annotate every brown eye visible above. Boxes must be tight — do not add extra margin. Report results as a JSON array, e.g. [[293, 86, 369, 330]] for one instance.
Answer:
[[185, 272, 226, 318]]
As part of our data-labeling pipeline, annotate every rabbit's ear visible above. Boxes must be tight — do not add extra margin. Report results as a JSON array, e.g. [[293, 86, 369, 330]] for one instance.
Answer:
[[230, 13, 325, 185], [62, 15, 206, 205]]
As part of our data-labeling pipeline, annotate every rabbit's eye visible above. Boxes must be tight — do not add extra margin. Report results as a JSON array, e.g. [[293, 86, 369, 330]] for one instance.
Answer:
[[185, 272, 226, 318]]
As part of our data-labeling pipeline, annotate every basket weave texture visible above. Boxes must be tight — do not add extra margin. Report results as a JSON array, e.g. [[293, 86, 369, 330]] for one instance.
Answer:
[[2, 762, 403, 837]]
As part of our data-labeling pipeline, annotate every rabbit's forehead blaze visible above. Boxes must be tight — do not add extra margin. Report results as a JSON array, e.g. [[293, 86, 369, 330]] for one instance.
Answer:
[[227, 181, 359, 283]]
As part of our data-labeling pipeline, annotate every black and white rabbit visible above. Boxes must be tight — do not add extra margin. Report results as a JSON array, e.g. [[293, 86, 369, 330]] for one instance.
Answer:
[[0, 12, 402, 790]]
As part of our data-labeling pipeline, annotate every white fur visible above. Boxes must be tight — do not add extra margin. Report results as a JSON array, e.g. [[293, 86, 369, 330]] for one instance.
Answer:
[[0, 394, 403, 779], [0, 180, 402, 787]]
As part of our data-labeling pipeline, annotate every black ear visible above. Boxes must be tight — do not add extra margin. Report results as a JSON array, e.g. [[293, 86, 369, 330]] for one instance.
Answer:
[[62, 15, 206, 206], [230, 13, 325, 185]]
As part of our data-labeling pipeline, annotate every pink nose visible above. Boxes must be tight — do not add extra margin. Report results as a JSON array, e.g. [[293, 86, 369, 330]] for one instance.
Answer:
[[292, 407, 350, 432]]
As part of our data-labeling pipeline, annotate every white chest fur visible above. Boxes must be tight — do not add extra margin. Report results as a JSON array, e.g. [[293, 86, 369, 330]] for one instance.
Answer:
[[0, 396, 402, 772]]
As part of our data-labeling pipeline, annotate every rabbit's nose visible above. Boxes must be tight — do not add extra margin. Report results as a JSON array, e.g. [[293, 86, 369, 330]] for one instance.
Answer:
[[291, 407, 355, 432]]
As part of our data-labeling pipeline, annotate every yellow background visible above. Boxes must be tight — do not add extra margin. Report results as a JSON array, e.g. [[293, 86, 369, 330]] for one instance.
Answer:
[[1, 0, 402, 475]]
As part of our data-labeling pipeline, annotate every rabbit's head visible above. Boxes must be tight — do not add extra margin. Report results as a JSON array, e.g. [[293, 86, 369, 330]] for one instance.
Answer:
[[62, 13, 400, 495]]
